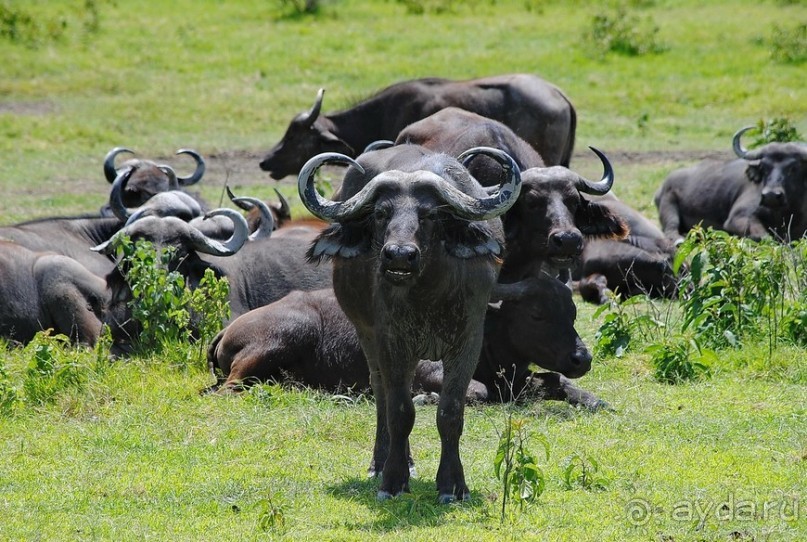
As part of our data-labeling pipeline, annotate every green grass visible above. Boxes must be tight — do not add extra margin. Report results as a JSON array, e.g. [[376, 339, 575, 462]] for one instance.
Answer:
[[1, 0, 806, 540]]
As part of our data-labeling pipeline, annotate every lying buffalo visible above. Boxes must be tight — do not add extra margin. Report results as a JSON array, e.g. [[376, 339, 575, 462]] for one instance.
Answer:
[[205, 275, 604, 410], [0, 242, 108, 346], [93, 208, 332, 356], [655, 127, 807, 243], [575, 193, 679, 304], [100, 146, 206, 215], [300, 144, 520, 502], [259, 73, 576, 179]]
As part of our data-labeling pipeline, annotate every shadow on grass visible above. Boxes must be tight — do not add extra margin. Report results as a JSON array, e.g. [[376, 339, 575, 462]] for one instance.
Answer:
[[326, 476, 485, 530]]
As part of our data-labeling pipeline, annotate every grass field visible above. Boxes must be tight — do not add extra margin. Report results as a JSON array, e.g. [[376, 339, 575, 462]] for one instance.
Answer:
[[0, 0, 806, 540]]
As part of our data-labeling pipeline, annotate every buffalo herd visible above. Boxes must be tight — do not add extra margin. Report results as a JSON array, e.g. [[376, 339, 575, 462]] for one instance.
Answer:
[[2, 73, 806, 502]]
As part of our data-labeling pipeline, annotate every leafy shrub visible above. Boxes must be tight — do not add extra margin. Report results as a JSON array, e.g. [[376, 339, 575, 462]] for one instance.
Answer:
[[674, 228, 793, 349], [749, 117, 804, 147], [115, 238, 230, 358], [0, 357, 19, 415], [0, 1, 99, 47], [22, 332, 85, 405], [584, 6, 666, 57], [594, 294, 671, 358], [646, 336, 714, 384], [273, 0, 320, 16], [769, 22, 807, 64]]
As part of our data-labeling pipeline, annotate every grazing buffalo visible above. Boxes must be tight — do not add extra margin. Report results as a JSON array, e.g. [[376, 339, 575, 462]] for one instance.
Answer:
[[0, 215, 123, 277], [204, 274, 605, 410], [107, 167, 205, 224], [259, 73, 576, 179], [395, 108, 627, 282], [655, 127, 807, 243], [100, 146, 206, 214], [93, 209, 332, 356], [0, 242, 109, 346], [575, 193, 678, 304], [300, 144, 520, 503]]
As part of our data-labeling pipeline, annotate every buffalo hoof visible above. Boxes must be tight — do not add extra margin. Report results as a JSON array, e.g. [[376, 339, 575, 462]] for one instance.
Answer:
[[438, 491, 470, 504], [585, 398, 614, 412]]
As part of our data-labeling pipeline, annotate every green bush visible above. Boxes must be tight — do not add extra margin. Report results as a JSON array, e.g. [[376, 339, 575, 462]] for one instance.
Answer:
[[584, 5, 666, 57], [769, 22, 807, 64], [0, 356, 19, 415], [750, 117, 804, 147], [22, 332, 85, 406], [646, 336, 714, 384]]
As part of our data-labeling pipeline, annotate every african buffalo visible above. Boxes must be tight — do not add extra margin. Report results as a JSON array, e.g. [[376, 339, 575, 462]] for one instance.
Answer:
[[394, 107, 627, 282], [300, 144, 520, 503], [575, 193, 678, 304], [204, 274, 605, 410], [0, 242, 109, 346], [93, 209, 332, 356], [655, 127, 807, 243], [0, 215, 123, 277], [100, 146, 206, 214], [259, 73, 576, 179]]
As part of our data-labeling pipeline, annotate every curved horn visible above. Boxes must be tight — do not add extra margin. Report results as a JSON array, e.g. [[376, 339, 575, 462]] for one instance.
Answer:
[[108, 166, 136, 221], [175, 148, 206, 186], [449, 146, 522, 220], [188, 208, 250, 256], [298, 152, 365, 221], [225, 186, 275, 240], [362, 140, 395, 153], [157, 165, 180, 190], [273, 188, 291, 220], [574, 147, 615, 195], [104, 147, 135, 183], [302, 88, 325, 128], [732, 126, 756, 159]]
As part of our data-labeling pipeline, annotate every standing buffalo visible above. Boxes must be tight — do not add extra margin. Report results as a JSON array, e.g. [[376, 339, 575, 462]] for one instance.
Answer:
[[205, 273, 605, 410], [259, 74, 576, 179], [299, 144, 521, 503], [655, 127, 807, 243], [0, 242, 109, 346], [395, 107, 627, 282], [575, 193, 678, 304]]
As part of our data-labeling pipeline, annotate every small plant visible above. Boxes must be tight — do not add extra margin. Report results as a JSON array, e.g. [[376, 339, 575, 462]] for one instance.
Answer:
[[0, 357, 19, 415], [646, 336, 714, 384], [769, 22, 807, 64], [274, 0, 320, 16], [584, 5, 666, 57], [494, 417, 549, 521], [749, 117, 804, 147], [594, 294, 667, 358], [22, 331, 84, 405], [257, 494, 286, 531], [561, 452, 610, 491]]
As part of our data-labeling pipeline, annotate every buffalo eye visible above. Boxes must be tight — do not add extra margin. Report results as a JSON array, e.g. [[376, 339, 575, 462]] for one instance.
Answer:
[[418, 208, 438, 223], [374, 207, 390, 224]]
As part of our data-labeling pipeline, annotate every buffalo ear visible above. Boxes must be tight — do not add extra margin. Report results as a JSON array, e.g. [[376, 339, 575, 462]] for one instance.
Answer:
[[577, 200, 629, 240], [320, 130, 355, 156], [745, 161, 763, 184], [307, 222, 370, 262], [444, 221, 504, 259]]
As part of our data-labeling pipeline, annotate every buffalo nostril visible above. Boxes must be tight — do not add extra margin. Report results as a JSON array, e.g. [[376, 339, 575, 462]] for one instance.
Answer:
[[549, 231, 584, 252], [383, 244, 420, 266]]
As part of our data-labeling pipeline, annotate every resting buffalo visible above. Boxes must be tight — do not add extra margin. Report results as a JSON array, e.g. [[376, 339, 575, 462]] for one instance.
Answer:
[[100, 146, 206, 214], [394, 107, 627, 282], [655, 127, 807, 243], [93, 209, 332, 356], [205, 273, 604, 409], [0, 242, 108, 346], [259, 73, 576, 179], [0, 215, 123, 277], [575, 193, 678, 304], [300, 144, 520, 503]]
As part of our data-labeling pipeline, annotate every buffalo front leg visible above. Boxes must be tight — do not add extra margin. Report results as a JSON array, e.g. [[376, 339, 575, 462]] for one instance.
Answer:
[[377, 381, 417, 500], [435, 347, 480, 503]]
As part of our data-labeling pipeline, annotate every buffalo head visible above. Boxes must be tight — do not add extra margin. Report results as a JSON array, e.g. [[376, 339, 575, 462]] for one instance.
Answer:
[[733, 126, 807, 216], [102, 146, 206, 210], [259, 89, 354, 180]]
